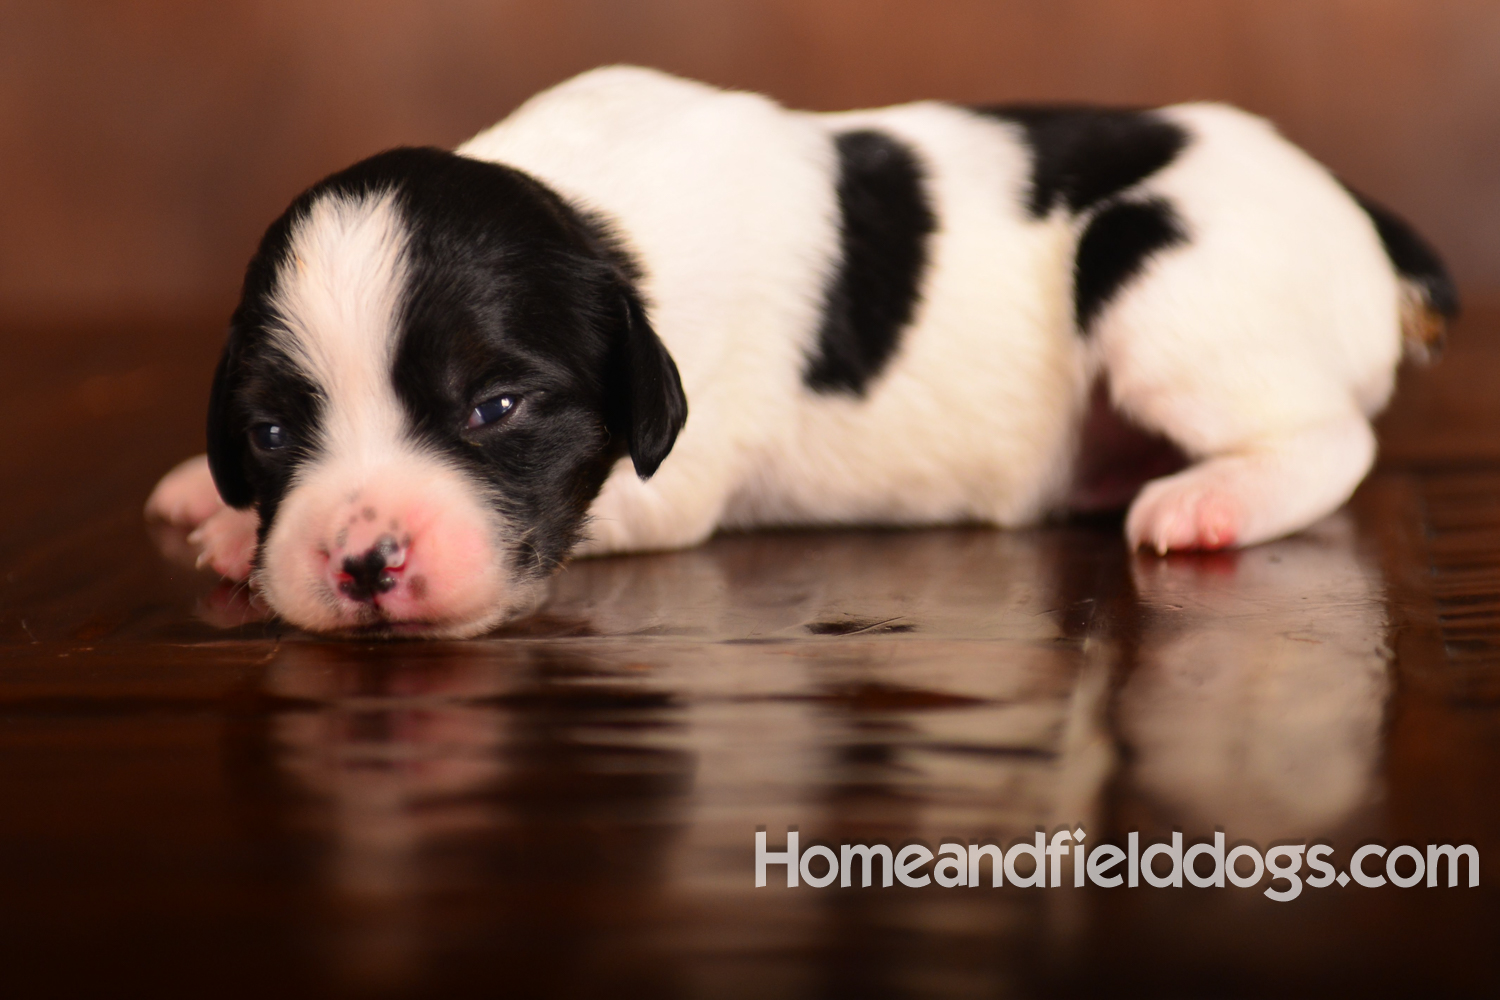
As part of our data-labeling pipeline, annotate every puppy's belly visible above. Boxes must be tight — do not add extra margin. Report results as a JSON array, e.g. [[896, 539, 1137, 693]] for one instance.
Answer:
[[721, 407, 1072, 531], [721, 379, 1183, 529]]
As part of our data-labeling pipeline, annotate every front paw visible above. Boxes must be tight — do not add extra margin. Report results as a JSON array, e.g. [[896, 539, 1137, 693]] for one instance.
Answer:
[[188, 506, 259, 581], [146, 454, 225, 527], [1126, 473, 1242, 554]]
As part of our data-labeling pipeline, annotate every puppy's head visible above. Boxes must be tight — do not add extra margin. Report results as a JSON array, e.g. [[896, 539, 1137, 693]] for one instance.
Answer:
[[208, 148, 686, 637]]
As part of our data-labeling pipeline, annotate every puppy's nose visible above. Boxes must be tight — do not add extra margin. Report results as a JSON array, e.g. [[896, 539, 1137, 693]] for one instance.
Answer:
[[338, 534, 404, 603]]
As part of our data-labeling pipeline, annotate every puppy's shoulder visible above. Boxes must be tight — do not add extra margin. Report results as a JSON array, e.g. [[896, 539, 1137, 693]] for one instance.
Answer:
[[460, 66, 788, 167], [503, 65, 722, 126]]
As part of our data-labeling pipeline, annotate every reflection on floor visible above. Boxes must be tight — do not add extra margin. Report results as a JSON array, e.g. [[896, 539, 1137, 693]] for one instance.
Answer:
[[212, 503, 1412, 996], [1121, 515, 1389, 842]]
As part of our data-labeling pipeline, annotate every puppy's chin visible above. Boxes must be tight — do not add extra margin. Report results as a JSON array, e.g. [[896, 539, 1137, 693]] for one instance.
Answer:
[[300, 578, 549, 640], [254, 454, 540, 638]]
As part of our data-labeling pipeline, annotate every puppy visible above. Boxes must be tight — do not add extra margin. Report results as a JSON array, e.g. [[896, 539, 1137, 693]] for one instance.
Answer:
[[146, 66, 1456, 638]]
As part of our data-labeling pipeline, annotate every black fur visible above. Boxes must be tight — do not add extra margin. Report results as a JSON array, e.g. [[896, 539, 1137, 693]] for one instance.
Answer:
[[1345, 188, 1460, 318], [1073, 198, 1188, 333], [974, 105, 1188, 218], [205, 338, 254, 509], [209, 206, 326, 522], [207, 146, 687, 577], [804, 129, 935, 395]]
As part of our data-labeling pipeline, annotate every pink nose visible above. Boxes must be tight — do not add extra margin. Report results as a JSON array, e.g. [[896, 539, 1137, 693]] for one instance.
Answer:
[[335, 533, 407, 603]]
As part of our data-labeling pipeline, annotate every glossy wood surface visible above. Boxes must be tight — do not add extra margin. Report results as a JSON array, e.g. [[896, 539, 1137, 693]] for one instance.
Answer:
[[1, 308, 1499, 998]]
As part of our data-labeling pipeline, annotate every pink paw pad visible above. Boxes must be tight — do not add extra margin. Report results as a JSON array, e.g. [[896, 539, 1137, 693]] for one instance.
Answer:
[[1193, 497, 1240, 550], [1129, 487, 1242, 555]]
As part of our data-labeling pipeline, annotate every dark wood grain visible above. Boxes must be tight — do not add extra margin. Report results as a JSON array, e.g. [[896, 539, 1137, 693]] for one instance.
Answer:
[[0, 307, 1498, 997]]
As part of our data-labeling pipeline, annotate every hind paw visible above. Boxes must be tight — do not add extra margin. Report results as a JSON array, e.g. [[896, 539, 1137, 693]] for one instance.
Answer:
[[1126, 475, 1242, 554]]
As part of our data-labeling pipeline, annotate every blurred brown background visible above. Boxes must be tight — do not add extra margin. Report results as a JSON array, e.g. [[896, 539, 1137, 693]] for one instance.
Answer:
[[2, 0, 1497, 324]]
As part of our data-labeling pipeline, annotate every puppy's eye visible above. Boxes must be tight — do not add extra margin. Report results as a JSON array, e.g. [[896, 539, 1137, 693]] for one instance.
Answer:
[[250, 423, 289, 451], [467, 394, 517, 429]]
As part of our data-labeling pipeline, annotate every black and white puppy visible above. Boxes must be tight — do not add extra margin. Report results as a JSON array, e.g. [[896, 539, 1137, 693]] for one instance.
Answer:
[[147, 67, 1456, 637]]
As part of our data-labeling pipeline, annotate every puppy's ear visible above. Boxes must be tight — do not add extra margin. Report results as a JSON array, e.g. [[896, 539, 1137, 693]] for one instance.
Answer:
[[613, 288, 687, 479], [206, 329, 256, 509]]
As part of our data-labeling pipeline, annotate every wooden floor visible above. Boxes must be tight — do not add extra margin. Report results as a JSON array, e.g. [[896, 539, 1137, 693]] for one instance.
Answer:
[[2, 306, 1500, 998]]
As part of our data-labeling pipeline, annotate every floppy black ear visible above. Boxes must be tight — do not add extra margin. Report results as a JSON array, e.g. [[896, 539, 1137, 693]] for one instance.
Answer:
[[615, 289, 687, 479], [206, 329, 256, 509]]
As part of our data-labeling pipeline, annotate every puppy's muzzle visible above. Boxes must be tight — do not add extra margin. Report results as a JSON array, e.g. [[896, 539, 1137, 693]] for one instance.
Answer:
[[338, 533, 405, 603]]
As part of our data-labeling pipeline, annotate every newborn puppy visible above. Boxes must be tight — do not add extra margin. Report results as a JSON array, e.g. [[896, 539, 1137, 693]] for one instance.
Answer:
[[147, 66, 1455, 638]]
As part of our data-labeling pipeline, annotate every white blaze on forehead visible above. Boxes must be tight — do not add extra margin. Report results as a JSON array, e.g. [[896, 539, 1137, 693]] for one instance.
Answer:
[[269, 189, 411, 464], [256, 187, 518, 636]]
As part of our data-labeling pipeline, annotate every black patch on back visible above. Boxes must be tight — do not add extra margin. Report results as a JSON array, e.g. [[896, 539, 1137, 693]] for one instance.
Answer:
[[805, 129, 935, 395], [1074, 197, 1187, 333], [974, 105, 1188, 217], [1345, 187, 1460, 318]]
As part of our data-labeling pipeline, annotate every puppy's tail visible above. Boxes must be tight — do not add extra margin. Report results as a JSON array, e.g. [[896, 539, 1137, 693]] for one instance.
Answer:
[[1347, 187, 1460, 364]]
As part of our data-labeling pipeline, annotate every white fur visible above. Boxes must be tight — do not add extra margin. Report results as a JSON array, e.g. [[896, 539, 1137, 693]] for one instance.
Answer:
[[462, 67, 1404, 557], [461, 71, 1090, 552], [265, 191, 411, 473], [152, 67, 1414, 634], [1097, 104, 1401, 549]]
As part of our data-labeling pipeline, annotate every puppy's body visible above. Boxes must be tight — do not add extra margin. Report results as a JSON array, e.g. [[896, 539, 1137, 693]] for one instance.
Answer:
[[474, 72, 1081, 549], [148, 67, 1455, 637]]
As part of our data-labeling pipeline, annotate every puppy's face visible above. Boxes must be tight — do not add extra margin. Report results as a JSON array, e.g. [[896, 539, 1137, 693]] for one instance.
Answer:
[[208, 148, 686, 637]]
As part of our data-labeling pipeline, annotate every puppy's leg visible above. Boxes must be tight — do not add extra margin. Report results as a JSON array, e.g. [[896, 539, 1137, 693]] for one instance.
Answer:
[[1099, 261, 1394, 553], [188, 507, 260, 581], [145, 454, 224, 527], [146, 454, 259, 580], [573, 449, 732, 557], [1125, 415, 1374, 553], [1077, 103, 1417, 552]]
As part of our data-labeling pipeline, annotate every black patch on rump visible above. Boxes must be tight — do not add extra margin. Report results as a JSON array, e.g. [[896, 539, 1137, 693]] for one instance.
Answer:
[[804, 129, 936, 395], [206, 146, 687, 579], [1073, 197, 1188, 333], [973, 105, 1188, 218], [1344, 187, 1460, 319]]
